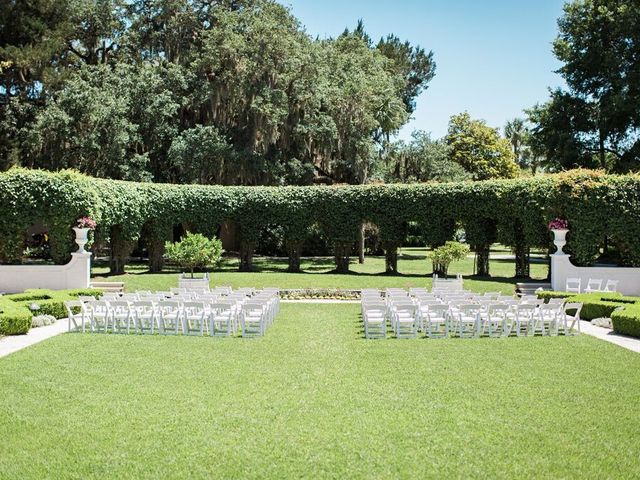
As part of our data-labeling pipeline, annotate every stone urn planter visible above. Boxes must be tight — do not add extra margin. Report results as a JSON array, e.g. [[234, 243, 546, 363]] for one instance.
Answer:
[[551, 228, 569, 255], [73, 227, 90, 253]]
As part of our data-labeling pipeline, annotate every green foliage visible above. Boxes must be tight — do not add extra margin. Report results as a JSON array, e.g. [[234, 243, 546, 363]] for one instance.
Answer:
[[164, 232, 223, 277], [446, 112, 519, 180], [537, 290, 640, 331], [1, 1, 435, 186], [567, 292, 635, 320], [379, 131, 471, 183], [430, 241, 470, 277], [0, 288, 101, 335], [536, 290, 577, 301], [611, 305, 640, 338], [1, 168, 640, 274], [0, 297, 32, 335], [529, 0, 640, 172]]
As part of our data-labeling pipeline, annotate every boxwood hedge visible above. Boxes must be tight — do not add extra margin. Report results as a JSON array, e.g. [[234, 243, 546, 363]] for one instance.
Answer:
[[1, 168, 640, 275]]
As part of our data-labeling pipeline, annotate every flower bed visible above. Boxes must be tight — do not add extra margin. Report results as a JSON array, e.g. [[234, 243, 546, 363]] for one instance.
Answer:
[[279, 289, 361, 300]]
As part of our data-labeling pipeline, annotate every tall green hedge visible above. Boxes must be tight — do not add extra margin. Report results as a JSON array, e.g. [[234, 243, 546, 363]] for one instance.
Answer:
[[1, 168, 639, 275]]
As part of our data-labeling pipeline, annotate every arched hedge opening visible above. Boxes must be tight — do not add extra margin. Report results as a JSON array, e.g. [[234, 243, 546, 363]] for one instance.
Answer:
[[1, 168, 639, 276]]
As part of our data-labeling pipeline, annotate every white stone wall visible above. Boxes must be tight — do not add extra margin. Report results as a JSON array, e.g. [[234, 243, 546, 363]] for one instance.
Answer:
[[0, 252, 92, 294], [551, 253, 640, 296]]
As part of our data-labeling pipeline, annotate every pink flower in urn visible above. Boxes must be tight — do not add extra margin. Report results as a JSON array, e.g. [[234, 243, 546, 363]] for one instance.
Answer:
[[548, 218, 568, 230], [76, 216, 97, 229]]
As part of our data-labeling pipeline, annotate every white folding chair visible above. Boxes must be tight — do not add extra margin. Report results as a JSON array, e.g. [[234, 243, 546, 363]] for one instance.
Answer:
[[603, 279, 619, 292], [584, 278, 603, 293], [131, 301, 157, 334], [362, 302, 387, 339], [109, 301, 133, 334], [393, 304, 418, 339], [558, 302, 583, 336], [158, 301, 182, 335], [566, 278, 581, 294], [241, 302, 267, 337], [88, 300, 111, 333], [209, 303, 234, 337], [182, 301, 207, 336], [513, 304, 537, 337], [537, 303, 558, 336], [424, 304, 449, 339], [454, 304, 481, 338], [65, 300, 88, 333], [484, 304, 511, 338]]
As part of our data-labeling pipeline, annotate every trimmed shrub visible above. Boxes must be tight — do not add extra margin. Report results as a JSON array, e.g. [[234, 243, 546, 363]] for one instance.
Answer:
[[0, 299, 33, 335], [536, 291, 578, 301], [568, 293, 633, 320], [611, 306, 640, 338], [1, 168, 640, 275]]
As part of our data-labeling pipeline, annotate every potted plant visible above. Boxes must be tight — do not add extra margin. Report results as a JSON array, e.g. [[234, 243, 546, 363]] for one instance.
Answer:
[[548, 217, 569, 255], [164, 232, 224, 278], [430, 241, 470, 278], [73, 216, 96, 253]]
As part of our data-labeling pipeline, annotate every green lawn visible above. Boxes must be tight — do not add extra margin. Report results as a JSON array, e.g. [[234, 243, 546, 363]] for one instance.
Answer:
[[92, 246, 549, 294], [1, 303, 639, 479]]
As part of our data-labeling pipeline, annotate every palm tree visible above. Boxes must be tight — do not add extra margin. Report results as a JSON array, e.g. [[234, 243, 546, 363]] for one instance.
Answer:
[[504, 118, 528, 168]]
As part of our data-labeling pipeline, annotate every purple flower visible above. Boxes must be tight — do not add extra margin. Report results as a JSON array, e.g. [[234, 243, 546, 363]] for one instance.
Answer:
[[548, 218, 568, 230], [76, 216, 97, 229]]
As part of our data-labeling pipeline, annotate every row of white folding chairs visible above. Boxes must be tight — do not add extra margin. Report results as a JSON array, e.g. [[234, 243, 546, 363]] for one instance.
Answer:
[[566, 277, 619, 294], [363, 298, 579, 339], [66, 294, 279, 337]]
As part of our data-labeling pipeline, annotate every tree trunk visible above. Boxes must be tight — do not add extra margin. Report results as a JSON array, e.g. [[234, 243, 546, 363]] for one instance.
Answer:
[[334, 242, 351, 274], [432, 262, 448, 278], [239, 241, 255, 272], [358, 223, 365, 264], [147, 235, 165, 273], [109, 226, 135, 275], [384, 242, 399, 274], [599, 131, 606, 169], [514, 244, 530, 278], [474, 245, 490, 277], [286, 240, 302, 273]]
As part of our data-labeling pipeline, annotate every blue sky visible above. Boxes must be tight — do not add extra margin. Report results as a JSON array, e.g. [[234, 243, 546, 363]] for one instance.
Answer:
[[280, 0, 567, 139]]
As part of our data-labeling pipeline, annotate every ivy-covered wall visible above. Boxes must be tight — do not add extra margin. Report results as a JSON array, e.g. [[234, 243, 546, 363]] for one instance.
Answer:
[[1, 168, 639, 275]]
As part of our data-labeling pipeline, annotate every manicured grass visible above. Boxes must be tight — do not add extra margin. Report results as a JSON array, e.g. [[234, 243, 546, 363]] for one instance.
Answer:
[[1, 303, 639, 478], [92, 246, 549, 294]]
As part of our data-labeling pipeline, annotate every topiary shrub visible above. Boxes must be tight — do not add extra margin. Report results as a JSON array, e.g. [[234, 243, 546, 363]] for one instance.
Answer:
[[611, 305, 640, 338], [164, 232, 224, 277], [0, 300, 33, 335], [536, 291, 578, 301], [430, 241, 470, 277]]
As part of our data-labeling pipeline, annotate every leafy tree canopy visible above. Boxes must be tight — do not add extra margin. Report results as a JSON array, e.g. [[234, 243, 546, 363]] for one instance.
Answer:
[[0, 0, 436, 185], [528, 0, 640, 172], [446, 112, 519, 180]]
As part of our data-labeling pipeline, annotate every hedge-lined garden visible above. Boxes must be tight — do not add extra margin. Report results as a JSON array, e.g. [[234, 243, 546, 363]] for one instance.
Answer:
[[1, 168, 640, 277], [0, 288, 102, 335], [538, 291, 640, 338]]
